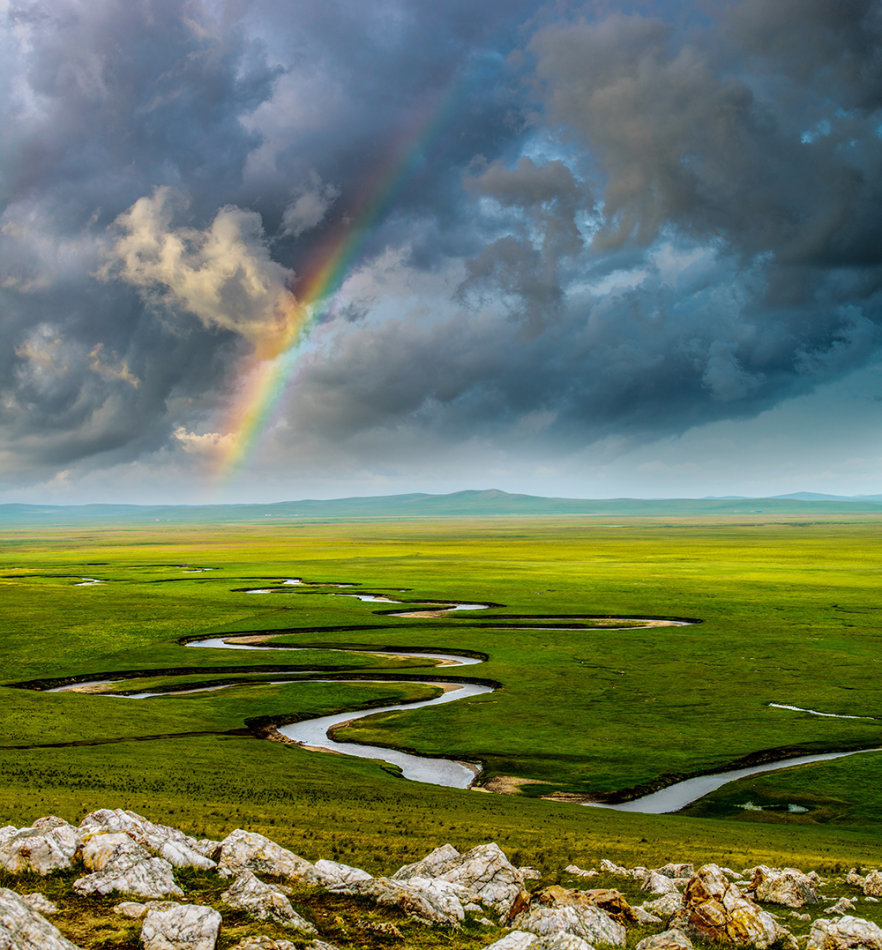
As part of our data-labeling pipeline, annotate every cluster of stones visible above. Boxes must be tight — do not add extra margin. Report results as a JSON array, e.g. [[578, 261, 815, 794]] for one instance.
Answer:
[[2, 810, 882, 950]]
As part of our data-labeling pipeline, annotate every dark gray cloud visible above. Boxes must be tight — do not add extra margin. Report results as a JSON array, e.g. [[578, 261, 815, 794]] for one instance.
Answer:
[[1, 0, 881, 495]]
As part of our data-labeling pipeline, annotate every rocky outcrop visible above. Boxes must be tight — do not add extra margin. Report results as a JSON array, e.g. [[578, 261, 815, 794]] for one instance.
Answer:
[[215, 829, 317, 882], [220, 870, 316, 932], [671, 864, 796, 949], [311, 858, 371, 887], [140, 902, 222, 950], [73, 854, 183, 899], [483, 934, 595, 950], [19, 893, 58, 916], [863, 872, 882, 898], [392, 843, 461, 880], [636, 930, 694, 950], [829, 899, 856, 916], [433, 843, 526, 917], [806, 916, 882, 950], [748, 866, 819, 908], [331, 876, 473, 926], [79, 809, 217, 869], [643, 893, 685, 919], [0, 887, 80, 950], [511, 892, 627, 946], [0, 817, 80, 874], [642, 871, 682, 896]]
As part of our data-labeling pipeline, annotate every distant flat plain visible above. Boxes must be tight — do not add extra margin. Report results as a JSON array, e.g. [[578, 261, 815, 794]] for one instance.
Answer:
[[2, 509, 881, 871]]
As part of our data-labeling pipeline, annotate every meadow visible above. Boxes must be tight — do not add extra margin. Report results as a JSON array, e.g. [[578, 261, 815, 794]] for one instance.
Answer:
[[2, 513, 882, 872]]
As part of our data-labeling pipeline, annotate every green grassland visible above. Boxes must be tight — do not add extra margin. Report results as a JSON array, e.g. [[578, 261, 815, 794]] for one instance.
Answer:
[[2, 514, 882, 871]]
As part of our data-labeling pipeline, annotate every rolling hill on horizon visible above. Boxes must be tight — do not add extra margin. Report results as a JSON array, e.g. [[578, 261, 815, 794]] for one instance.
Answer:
[[2, 488, 882, 525]]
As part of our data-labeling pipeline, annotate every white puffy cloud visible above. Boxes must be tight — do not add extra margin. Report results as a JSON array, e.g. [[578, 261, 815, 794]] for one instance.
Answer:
[[101, 187, 306, 357]]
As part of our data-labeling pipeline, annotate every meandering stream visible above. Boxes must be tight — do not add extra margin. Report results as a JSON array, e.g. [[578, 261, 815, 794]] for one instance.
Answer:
[[40, 577, 881, 807]]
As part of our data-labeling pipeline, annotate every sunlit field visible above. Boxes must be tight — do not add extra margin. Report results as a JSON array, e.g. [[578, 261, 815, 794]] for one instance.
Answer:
[[2, 513, 882, 871]]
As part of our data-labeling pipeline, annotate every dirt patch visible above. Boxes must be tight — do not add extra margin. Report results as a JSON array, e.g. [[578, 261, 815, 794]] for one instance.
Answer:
[[479, 775, 547, 795]]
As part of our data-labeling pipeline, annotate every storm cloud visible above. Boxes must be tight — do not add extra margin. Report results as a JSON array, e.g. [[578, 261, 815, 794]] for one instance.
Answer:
[[2, 0, 881, 499]]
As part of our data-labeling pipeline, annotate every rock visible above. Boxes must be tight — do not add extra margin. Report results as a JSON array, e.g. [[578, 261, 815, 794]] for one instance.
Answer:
[[73, 855, 183, 899], [565, 866, 597, 879], [19, 893, 58, 915], [749, 866, 819, 908], [215, 829, 317, 882], [792, 912, 812, 922], [520, 867, 542, 881], [113, 901, 148, 919], [557, 887, 637, 925], [307, 942, 341, 950], [231, 940, 299, 950], [846, 870, 867, 888], [311, 858, 371, 887], [534, 937, 594, 950], [511, 902, 626, 945], [642, 871, 681, 896], [0, 887, 80, 949], [140, 902, 221, 950], [599, 858, 629, 875], [806, 916, 882, 950], [221, 869, 315, 932], [331, 876, 470, 926], [79, 810, 216, 869], [634, 907, 663, 925], [868, 897, 880, 903], [392, 843, 461, 881], [830, 899, 856, 916], [672, 864, 796, 949], [658, 864, 695, 879], [0, 817, 80, 874], [864, 872, 882, 898], [482, 934, 538, 950], [643, 893, 685, 919], [636, 931, 694, 950], [0, 827, 17, 846], [434, 843, 526, 917], [81, 831, 151, 872]]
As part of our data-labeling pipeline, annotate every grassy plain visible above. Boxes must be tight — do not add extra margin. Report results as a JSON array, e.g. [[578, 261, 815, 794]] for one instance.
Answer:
[[1, 514, 882, 872]]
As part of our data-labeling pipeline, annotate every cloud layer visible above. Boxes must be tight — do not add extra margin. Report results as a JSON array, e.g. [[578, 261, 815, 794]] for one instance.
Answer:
[[2, 0, 881, 498]]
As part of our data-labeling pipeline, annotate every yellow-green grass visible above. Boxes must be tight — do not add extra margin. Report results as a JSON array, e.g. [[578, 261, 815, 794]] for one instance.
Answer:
[[2, 515, 882, 871]]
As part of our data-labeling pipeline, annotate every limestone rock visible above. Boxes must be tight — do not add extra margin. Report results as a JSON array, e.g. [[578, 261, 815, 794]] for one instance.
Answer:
[[672, 864, 796, 949], [19, 893, 58, 915], [436, 843, 526, 917], [521, 867, 542, 881], [221, 870, 315, 932], [749, 866, 819, 908], [565, 866, 597, 879], [482, 934, 538, 950], [658, 864, 695, 879], [534, 937, 594, 950], [830, 899, 856, 916], [0, 887, 80, 950], [231, 940, 299, 950], [73, 855, 183, 899], [846, 871, 867, 888], [643, 893, 685, 919], [312, 858, 371, 887], [643, 871, 682, 896], [81, 831, 151, 872], [392, 844, 461, 881], [0, 827, 16, 847], [113, 901, 148, 919], [140, 902, 221, 950], [0, 817, 80, 874], [534, 886, 636, 926], [634, 907, 663, 925], [215, 829, 317, 882], [332, 876, 469, 926], [79, 810, 215, 869], [864, 872, 882, 898], [636, 930, 694, 950], [806, 916, 882, 950], [599, 859, 629, 875], [511, 902, 626, 945]]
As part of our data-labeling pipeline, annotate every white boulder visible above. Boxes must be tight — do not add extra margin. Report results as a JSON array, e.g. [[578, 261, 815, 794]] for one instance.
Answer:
[[140, 902, 221, 950]]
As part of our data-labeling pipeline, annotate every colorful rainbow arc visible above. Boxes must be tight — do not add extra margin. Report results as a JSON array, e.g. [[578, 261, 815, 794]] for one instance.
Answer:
[[216, 83, 461, 479]]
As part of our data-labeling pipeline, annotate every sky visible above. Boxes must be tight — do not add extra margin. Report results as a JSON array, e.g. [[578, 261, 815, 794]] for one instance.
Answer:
[[2, 0, 881, 504]]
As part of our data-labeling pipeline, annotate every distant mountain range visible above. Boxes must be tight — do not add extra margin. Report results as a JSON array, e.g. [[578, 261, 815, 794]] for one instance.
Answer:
[[1, 489, 882, 525]]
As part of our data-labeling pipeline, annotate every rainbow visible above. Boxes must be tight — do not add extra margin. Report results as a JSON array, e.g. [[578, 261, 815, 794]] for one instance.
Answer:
[[216, 83, 461, 478]]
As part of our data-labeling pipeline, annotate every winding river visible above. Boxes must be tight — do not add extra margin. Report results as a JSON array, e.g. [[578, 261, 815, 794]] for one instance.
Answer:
[[39, 577, 881, 809]]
